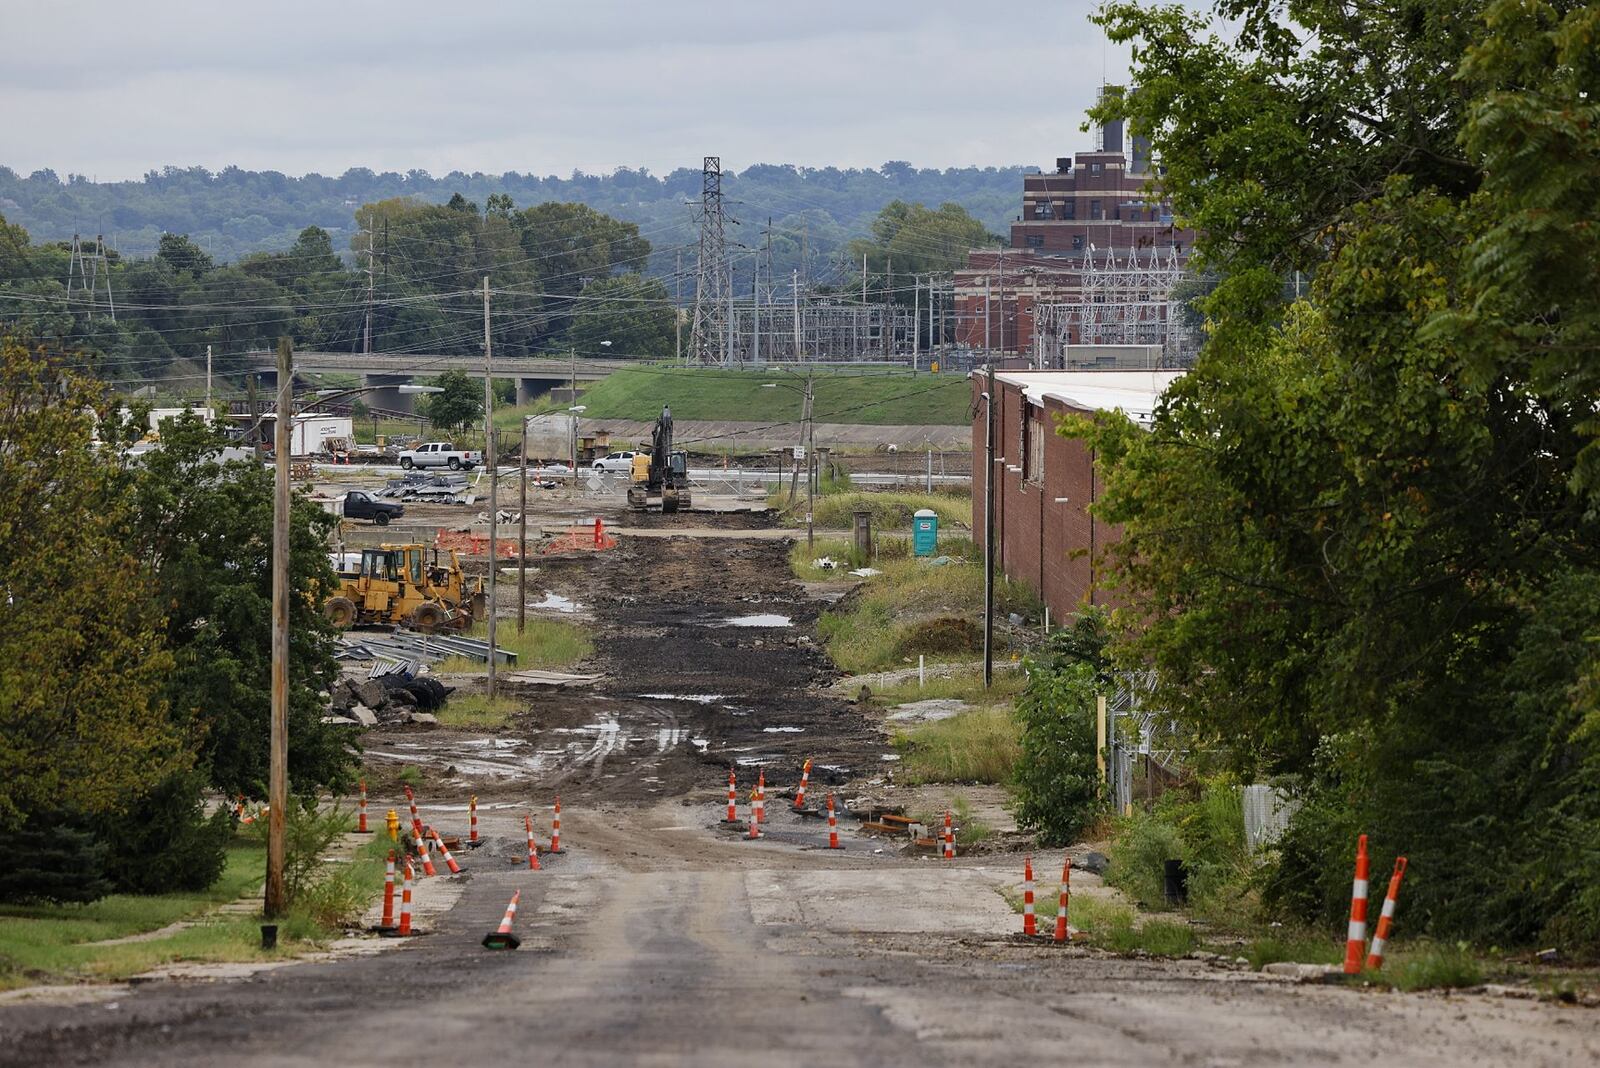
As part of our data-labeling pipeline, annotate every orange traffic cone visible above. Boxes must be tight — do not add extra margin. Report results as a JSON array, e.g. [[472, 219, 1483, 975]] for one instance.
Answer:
[[468, 795, 481, 847], [1053, 858, 1072, 943], [723, 768, 739, 823], [794, 758, 813, 811], [943, 810, 956, 859], [404, 785, 423, 840], [1343, 835, 1370, 974], [1023, 856, 1037, 937], [431, 830, 464, 875], [377, 850, 397, 931], [417, 831, 438, 877], [395, 861, 414, 937], [827, 792, 842, 849], [747, 786, 763, 839], [549, 797, 564, 853], [526, 813, 541, 870], [357, 780, 371, 834], [482, 890, 522, 950], [1366, 857, 1408, 971]]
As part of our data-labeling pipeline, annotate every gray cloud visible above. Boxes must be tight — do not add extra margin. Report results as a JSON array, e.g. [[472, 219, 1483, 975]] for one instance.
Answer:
[[5, 0, 1134, 178]]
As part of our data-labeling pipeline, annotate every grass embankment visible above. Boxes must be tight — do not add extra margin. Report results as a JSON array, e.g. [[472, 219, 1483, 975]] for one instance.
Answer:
[[436, 619, 593, 674], [816, 557, 1037, 675], [575, 367, 971, 426], [771, 490, 972, 531], [0, 835, 391, 991]]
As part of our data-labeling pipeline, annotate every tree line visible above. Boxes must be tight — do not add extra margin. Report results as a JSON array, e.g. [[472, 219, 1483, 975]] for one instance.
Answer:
[[0, 160, 1028, 285]]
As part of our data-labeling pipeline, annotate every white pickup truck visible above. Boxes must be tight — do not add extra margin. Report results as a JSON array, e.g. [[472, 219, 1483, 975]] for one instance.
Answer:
[[397, 441, 483, 470]]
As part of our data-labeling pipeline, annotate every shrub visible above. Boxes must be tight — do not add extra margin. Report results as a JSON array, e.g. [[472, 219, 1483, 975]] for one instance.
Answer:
[[0, 819, 111, 905], [1011, 658, 1103, 846], [1104, 806, 1186, 908], [98, 771, 232, 895]]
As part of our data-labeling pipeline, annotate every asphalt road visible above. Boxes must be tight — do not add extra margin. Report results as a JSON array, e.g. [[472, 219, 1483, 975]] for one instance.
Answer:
[[3, 518, 1595, 1065]]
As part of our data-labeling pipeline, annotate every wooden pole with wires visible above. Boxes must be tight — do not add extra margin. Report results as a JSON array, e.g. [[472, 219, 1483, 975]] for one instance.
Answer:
[[483, 277, 498, 699], [518, 416, 528, 635], [265, 336, 292, 918]]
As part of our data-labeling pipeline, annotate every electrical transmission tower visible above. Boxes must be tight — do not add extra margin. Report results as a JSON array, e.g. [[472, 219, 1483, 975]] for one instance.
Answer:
[[67, 234, 115, 322], [689, 156, 729, 365]]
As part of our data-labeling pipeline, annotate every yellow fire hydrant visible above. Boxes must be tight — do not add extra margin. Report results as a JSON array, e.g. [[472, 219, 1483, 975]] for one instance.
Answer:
[[386, 809, 400, 842]]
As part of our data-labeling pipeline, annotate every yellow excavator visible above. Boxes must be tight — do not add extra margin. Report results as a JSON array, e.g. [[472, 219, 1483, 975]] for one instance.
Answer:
[[627, 406, 692, 513], [322, 544, 484, 632]]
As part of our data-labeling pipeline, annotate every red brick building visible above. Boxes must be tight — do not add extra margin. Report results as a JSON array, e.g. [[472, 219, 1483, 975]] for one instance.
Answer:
[[952, 98, 1196, 361], [971, 369, 1183, 620]]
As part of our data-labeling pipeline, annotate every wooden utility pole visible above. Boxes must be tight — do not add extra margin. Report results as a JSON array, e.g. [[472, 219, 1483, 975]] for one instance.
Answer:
[[982, 362, 997, 689], [518, 417, 528, 635], [483, 277, 498, 699], [265, 337, 292, 918]]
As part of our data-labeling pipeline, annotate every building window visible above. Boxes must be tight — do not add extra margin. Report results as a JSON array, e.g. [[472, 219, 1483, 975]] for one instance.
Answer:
[[1025, 234, 1044, 248], [1090, 162, 1103, 175], [1072, 235, 1084, 251], [1062, 200, 1075, 219], [1090, 199, 1103, 220], [1025, 412, 1046, 483], [1033, 203, 1053, 219]]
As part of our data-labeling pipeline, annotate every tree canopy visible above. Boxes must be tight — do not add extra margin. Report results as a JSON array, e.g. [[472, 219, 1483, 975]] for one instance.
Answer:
[[1075, 0, 1600, 948]]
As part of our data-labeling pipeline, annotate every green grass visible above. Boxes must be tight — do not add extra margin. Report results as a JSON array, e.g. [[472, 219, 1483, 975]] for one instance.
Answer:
[[789, 538, 859, 579], [396, 765, 424, 788], [1244, 931, 1344, 970], [436, 694, 525, 728], [817, 557, 1037, 674], [997, 890, 1197, 956], [0, 844, 278, 990], [1378, 944, 1485, 991], [872, 668, 1027, 707], [573, 367, 972, 426], [770, 490, 972, 531], [435, 619, 593, 674], [895, 706, 1022, 785]]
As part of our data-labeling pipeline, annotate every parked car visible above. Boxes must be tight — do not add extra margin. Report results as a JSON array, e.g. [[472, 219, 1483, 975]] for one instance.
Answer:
[[398, 441, 483, 470], [592, 450, 640, 473], [343, 491, 405, 526]]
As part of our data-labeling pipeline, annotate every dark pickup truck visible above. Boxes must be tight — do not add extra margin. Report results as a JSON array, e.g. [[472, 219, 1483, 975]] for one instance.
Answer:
[[343, 491, 404, 526]]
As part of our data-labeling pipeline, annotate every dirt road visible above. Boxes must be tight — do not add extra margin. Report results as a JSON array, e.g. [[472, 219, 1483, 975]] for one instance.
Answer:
[[2, 512, 1595, 1066]]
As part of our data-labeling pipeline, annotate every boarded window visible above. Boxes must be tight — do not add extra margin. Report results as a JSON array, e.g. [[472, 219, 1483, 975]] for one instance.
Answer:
[[1025, 411, 1046, 483]]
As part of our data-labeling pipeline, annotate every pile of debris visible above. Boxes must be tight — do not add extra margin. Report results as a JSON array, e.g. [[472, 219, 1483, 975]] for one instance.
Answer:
[[375, 472, 477, 505], [326, 670, 454, 727]]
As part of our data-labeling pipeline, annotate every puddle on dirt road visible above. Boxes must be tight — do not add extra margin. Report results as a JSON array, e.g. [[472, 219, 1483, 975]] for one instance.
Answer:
[[528, 591, 582, 614], [714, 614, 793, 628], [636, 693, 727, 704], [762, 726, 804, 733]]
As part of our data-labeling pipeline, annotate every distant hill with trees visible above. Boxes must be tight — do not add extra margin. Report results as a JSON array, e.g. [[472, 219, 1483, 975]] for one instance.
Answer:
[[0, 162, 1030, 287]]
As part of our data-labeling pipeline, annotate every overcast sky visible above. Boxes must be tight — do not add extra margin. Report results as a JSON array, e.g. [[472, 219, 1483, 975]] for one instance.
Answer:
[[5, 1, 1136, 180]]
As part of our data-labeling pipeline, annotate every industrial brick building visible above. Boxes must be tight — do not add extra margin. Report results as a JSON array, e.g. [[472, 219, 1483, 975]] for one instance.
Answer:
[[952, 92, 1198, 366], [971, 368, 1183, 620]]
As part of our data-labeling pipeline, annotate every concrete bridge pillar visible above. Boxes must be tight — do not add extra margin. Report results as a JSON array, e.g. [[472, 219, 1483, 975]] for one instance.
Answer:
[[364, 373, 417, 415]]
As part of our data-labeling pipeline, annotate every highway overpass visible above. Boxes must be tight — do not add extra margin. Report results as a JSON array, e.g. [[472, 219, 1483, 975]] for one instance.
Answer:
[[241, 350, 645, 412]]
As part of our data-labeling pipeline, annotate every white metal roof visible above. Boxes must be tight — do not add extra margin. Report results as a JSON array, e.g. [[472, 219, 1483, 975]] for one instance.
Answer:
[[992, 369, 1184, 427]]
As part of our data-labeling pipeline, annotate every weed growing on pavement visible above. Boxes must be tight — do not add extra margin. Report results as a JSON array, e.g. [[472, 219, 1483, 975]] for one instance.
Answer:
[[1380, 944, 1485, 991], [435, 620, 593, 674], [1104, 917, 1198, 957], [1244, 931, 1343, 970], [436, 695, 524, 728], [397, 765, 424, 788], [895, 707, 1021, 785], [951, 797, 994, 846], [789, 537, 858, 579]]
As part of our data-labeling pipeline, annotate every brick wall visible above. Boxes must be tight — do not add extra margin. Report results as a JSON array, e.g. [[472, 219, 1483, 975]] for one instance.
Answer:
[[971, 375, 1109, 622]]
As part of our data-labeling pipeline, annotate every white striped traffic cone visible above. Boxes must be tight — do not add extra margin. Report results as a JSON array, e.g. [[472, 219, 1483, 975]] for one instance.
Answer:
[[549, 796, 564, 853], [357, 780, 370, 834], [417, 831, 437, 877], [404, 784, 423, 841], [724, 768, 738, 823], [397, 862, 413, 936], [468, 795, 480, 847], [827, 792, 842, 849], [1366, 856, 1407, 970], [943, 810, 956, 859], [431, 830, 464, 875], [1023, 855, 1036, 937], [1343, 835, 1370, 974], [793, 758, 813, 811], [1053, 858, 1071, 943], [482, 890, 522, 950], [526, 813, 541, 870], [378, 850, 396, 931]]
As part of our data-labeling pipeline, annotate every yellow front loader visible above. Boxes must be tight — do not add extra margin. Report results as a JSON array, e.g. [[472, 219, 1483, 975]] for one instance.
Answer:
[[322, 544, 484, 632]]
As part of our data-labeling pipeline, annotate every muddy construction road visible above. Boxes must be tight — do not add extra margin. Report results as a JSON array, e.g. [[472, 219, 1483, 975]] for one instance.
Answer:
[[2, 512, 1596, 1067]]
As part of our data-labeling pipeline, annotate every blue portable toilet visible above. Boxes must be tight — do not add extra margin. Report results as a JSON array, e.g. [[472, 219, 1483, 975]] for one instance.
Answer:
[[912, 508, 939, 557]]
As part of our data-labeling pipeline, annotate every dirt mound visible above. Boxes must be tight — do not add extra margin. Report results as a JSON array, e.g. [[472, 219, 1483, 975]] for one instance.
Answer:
[[896, 615, 981, 657]]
